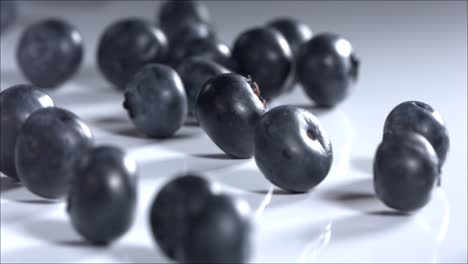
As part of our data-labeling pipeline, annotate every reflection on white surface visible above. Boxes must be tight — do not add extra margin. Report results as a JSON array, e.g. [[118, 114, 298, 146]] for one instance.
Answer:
[[255, 186, 274, 220], [299, 222, 332, 263]]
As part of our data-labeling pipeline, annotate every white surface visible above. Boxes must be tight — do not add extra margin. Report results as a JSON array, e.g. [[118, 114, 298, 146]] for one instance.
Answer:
[[1, 1, 467, 263]]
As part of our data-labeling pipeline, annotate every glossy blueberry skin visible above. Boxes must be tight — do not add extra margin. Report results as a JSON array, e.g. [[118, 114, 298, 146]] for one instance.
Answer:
[[15, 107, 94, 199], [177, 57, 229, 118], [173, 37, 234, 69], [157, 0, 211, 37], [0, 0, 16, 32], [254, 106, 333, 193], [149, 174, 252, 263], [183, 194, 252, 263], [297, 33, 359, 107], [150, 174, 215, 260], [167, 22, 216, 67], [384, 101, 449, 167], [0, 85, 55, 180], [374, 132, 439, 212], [196, 73, 267, 158], [67, 146, 137, 245], [17, 19, 83, 89], [123, 64, 187, 138], [232, 27, 293, 101], [97, 18, 168, 90], [267, 17, 313, 56]]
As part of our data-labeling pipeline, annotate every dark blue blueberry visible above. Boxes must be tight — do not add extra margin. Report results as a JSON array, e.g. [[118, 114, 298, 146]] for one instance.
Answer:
[[0, 85, 55, 180], [297, 33, 359, 107], [15, 107, 94, 199], [157, 0, 211, 37], [176, 57, 229, 118], [183, 194, 252, 263], [196, 73, 267, 158], [167, 22, 216, 67], [0, 0, 16, 33], [123, 64, 187, 138], [374, 131, 439, 212], [266, 17, 312, 56], [67, 146, 138, 245], [97, 18, 168, 90], [254, 106, 333, 192], [383, 101, 449, 167], [173, 37, 234, 69], [232, 27, 293, 101], [150, 174, 215, 260], [149, 174, 252, 263], [16, 19, 83, 89]]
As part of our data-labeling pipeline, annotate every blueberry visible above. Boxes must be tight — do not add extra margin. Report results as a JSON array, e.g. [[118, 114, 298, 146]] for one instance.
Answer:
[[0, 85, 54, 180], [123, 64, 187, 138], [196, 73, 267, 158], [176, 57, 229, 118], [384, 101, 449, 167], [97, 18, 168, 90], [297, 33, 359, 107], [150, 174, 216, 260], [374, 131, 439, 212], [16, 19, 83, 89], [254, 105, 333, 192], [67, 146, 137, 245], [167, 22, 216, 67], [149, 174, 252, 263], [0, 0, 16, 33], [266, 17, 313, 56], [157, 0, 211, 37], [173, 37, 234, 69], [232, 27, 293, 101], [15, 107, 93, 199]]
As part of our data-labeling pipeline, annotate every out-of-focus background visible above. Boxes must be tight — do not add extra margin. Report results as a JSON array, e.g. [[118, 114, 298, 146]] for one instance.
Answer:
[[1, 1, 467, 263]]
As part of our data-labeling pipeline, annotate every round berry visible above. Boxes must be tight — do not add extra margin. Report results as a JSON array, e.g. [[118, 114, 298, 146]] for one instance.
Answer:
[[123, 64, 187, 138], [196, 73, 267, 158], [174, 37, 233, 69], [17, 19, 83, 88], [0, 85, 55, 180], [157, 0, 211, 37], [232, 27, 293, 101], [374, 132, 439, 212], [97, 18, 168, 90], [15, 107, 93, 199], [67, 146, 137, 245], [266, 17, 312, 55], [254, 105, 333, 192], [297, 33, 359, 107]]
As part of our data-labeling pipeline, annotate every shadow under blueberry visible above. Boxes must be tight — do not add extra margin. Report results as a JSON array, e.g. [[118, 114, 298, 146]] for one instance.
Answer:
[[192, 153, 233, 160], [0, 176, 21, 192], [251, 188, 305, 196], [24, 218, 80, 243], [109, 245, 169, 263], [351, 157, 374, 174], [0, 184, 62, 204]]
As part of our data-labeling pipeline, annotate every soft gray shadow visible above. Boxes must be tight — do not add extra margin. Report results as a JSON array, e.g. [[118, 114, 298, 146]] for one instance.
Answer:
[[109, 245, 169, 263], [192, 153, 233, 160], [367, 210, 410, 216], [320, 178, 385, 212], [24, 218, 80, 243], [0, 176, 21, 192], [252, 189, 304, 195], [351, 157, 374, 174], [0, 246, 98, 263], [0, 185, 62, 204]]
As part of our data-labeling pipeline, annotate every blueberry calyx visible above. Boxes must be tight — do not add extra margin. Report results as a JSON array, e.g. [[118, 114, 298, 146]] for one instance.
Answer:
[[247, 75, 267, 109]]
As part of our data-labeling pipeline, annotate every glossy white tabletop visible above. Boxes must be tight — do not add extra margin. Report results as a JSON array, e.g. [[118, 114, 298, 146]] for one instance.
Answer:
[[1, 1, 467, 263]]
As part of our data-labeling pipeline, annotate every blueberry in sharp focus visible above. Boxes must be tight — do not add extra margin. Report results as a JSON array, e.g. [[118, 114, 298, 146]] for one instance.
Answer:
[[0, 85, 55, 180], [297, 33, 359, 108], [232, 27, 293, 101], [374, 131, 439, 212], [383, 101, 449, 167], [174, 37, 234, 70], [123, 64, 187, 138], [157, 0, 211, 37], [196, 73, 267, 158], [183, 194, 252, 263], [16, 19, 83, 89], [0, 0, 16, 33], [177, 57, 229, 118], [15, 107, 93, 199], [254, 105, 333, 192], [149, 174, 216, 260], [97, 18, 168, 90], [67, 146, 137, 245], [266, 17, 312, 56]]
